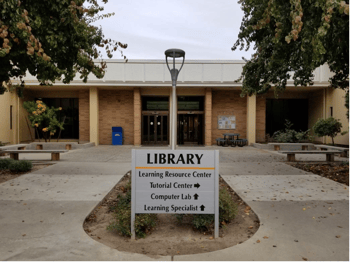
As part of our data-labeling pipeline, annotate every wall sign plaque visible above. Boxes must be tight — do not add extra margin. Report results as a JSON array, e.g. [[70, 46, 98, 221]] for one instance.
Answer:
[[218, 115, 236, 129]]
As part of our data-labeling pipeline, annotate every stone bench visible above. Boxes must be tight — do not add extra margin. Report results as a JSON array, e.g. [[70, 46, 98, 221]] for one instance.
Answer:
[[36, 143, 72, 150], [269, 143, 314, 151], [4, 150, 68, 161], [314, 145, 349, 157], [0, 144, 27, 156], [279, 150, 340, 162]]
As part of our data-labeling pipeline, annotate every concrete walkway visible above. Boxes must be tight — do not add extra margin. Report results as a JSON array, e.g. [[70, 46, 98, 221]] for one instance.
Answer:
[[0, 146, 348, 260]]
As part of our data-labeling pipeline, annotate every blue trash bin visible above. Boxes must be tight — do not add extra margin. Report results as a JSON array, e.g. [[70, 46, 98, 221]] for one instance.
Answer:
[[112, 127, 123, 145]]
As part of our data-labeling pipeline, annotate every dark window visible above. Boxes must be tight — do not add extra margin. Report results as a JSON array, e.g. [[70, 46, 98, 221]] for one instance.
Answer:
[[10, 105, 12, 130], [330, 106, 333, 117], [142, 96, 169, 111], [177, 96, 204, 111], [36, 98, 79, 139]]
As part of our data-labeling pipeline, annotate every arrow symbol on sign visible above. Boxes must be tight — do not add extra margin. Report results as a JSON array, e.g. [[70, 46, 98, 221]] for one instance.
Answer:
[[194, 183, 200, 188], [194, 194, 199, 200], [200, 205, 205, 211]]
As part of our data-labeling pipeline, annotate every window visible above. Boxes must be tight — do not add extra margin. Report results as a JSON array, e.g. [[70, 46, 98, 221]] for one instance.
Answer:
[[330, 106, 333, 117], [10, 105, 12, 130]]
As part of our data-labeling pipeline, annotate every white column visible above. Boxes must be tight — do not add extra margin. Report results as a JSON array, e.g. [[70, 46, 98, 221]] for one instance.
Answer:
[[247, 95, 256, 145], [89, 87, 99, 145]]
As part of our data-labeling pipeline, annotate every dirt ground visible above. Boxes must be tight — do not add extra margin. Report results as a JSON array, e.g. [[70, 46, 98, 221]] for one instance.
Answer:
[[289, 162, 349, 186], [0, 164, 50, 184], [83, 173, 260, 258]]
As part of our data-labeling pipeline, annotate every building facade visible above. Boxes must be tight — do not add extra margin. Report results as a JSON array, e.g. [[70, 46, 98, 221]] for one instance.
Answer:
[[0, 60, 348, 146]]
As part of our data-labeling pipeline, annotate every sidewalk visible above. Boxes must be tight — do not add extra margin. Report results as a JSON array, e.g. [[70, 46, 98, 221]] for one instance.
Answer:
[[0, 146, 348, 260]]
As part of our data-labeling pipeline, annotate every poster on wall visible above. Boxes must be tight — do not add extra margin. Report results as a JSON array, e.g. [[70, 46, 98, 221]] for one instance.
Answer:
[[218, 115, 236, 129]]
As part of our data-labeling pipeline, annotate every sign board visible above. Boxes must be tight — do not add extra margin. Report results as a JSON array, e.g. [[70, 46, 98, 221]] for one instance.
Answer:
[[131, 149, 219, 238], [218, 115, 236, 129]]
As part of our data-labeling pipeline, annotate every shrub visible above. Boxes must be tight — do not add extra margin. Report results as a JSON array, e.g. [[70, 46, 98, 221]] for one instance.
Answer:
[[175, 186, 238, 232], [8, 160, 33, 172], [0, 158, 15, 170], [107, 180, 157, 238], [313, 117, 344, 145], [273, 120, 311, 143]]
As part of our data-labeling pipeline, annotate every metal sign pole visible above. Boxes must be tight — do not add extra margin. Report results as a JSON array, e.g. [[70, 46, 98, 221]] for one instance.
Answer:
[[214, 150, 219, 238], [171, 82, 177, 150], [131, 149, 136, 240]]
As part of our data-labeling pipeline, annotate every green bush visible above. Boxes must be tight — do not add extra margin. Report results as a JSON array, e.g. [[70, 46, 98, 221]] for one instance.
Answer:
[[175, 186, 238, 232], [8, 160, 33, 172], [107, 180, 157, 238], [0, 158, 15, 170], [313, 117, 344, 145], [273, 120, 311, 143]]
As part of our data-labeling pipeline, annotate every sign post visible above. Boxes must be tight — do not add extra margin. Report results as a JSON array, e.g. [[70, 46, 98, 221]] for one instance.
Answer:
[[131, 149, 219, 239]]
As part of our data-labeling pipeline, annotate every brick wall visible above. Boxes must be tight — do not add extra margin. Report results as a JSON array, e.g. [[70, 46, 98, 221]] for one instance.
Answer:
[[79, 90, 90, 142], [212, 90, 247, 144], [99, 90, 134, 145], [256, 95, 266, 142]]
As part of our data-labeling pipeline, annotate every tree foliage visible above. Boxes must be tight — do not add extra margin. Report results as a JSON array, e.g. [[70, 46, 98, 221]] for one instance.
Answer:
[[0, 0, 127, 94], [232, 0, 349, 96], [23, 100, 64, 142], [313, 117, 343, 145]]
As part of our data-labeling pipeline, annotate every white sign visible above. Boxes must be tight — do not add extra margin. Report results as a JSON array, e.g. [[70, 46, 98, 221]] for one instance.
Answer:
[[131, 149, 219, 238]]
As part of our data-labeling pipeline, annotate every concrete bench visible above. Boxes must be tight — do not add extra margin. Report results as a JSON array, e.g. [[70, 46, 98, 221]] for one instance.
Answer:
[[0, 144, 27, 156], [269, 143, 314, 151], [314, 145, 349, 157], [279, 150, 340, 162], [36, 143, 72, 150], [4, 150, 68, 161]]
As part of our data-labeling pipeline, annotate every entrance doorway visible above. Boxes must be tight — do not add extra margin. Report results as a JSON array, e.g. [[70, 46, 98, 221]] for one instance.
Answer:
[[142, 113, 169, 145], [178, 114, 203, 145]]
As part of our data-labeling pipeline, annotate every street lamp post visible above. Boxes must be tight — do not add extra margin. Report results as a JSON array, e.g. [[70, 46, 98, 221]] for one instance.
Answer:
[[165, 48, 185, 150]]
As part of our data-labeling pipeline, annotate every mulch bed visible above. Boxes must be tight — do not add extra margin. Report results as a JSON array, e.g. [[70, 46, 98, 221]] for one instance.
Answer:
[[83, 173, 260, 257], [289, 162, 349, 186], [0, 164, 51, 184]]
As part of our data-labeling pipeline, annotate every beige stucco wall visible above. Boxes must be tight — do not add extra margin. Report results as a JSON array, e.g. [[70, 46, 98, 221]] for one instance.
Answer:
[[324, 87, 349, 145], [0, 91, 18, 144]]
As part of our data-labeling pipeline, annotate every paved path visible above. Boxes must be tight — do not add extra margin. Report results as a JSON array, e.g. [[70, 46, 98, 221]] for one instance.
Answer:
[[0, 146, 348, 260]]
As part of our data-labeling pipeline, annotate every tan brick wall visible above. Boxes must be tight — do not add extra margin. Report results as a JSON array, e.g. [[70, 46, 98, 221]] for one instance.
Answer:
[[256, 95, 266, 142], [79, 90, 90, 142], [99, 90, 134, 145], [205, 88, 212, 146], [134, 88, 141, 146], [212, 90, 247, 144]]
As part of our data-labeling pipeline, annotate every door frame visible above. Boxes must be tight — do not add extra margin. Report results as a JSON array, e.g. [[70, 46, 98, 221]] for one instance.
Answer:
[[141, 111, 169, 145]]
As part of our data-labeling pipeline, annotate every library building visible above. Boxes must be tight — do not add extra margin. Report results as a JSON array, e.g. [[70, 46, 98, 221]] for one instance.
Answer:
[[0, 60, 348, 146]]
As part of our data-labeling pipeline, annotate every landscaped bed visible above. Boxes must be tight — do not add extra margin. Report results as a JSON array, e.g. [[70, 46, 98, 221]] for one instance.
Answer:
[[0, 163, 51, 184], [83, 172, 260, 257], [288, 162, 349, 186]]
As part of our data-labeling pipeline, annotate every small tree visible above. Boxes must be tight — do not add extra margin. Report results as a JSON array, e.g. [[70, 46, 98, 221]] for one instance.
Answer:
[[313, 117, 343, 145], [23, 100, 64, 142]]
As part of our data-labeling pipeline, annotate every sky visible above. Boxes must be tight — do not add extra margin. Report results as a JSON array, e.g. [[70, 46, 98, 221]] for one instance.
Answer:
[[94, 0, 254, 60]]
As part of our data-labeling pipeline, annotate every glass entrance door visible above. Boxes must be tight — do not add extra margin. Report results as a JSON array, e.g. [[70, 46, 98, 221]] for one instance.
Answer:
[[178, 114, 203, 145], [142, 114, 169, 145]]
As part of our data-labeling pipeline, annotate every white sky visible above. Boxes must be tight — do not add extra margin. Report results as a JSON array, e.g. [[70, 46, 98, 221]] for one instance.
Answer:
[[94, 0, 254, 60]]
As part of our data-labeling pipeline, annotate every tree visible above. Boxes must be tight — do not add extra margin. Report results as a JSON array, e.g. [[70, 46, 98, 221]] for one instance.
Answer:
[[23, 100, 64, 142], [313, 117, 343, 145], [0, 0, 127, 96], [232, 0, 349, 96]]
